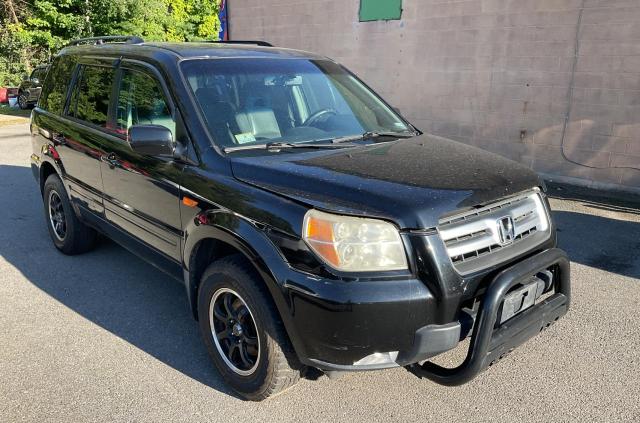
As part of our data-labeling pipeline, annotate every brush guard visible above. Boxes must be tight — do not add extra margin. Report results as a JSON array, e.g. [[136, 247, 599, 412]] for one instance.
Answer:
[[406, 248, 570, 386]]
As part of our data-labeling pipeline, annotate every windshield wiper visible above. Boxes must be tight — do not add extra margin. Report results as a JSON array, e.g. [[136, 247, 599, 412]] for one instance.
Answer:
[[331, 130, 417, 144], [223, 130, 417, 152], [223, 141, 356, 153]]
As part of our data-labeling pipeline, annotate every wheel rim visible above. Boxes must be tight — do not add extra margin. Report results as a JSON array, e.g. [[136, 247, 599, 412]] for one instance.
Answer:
[[48, 190, 66, 242], [209, 287, 261, 376]]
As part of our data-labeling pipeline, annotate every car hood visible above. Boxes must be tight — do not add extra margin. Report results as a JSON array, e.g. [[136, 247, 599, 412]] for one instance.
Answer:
[[230, 134, 542, 229]]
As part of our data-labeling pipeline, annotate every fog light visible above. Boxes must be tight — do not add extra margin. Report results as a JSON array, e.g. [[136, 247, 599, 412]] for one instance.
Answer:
[[353, 351, 399, 366]]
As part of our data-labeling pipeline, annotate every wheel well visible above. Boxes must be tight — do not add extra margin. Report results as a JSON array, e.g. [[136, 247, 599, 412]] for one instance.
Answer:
[[190, 236, 304, 378], [39, 162, 56, 194], [189, 238, 247, 316]]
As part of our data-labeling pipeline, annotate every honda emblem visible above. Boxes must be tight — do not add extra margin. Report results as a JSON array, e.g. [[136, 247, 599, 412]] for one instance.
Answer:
[[497, 216, 516, 245]]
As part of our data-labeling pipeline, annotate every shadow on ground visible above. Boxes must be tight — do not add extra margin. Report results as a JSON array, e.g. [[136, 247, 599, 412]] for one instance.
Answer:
[[553, 209, 640, 279], [1, 163, 638, 400], [0, 164, 240, 399]]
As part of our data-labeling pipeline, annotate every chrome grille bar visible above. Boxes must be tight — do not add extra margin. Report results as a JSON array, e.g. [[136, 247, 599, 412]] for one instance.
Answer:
[[438, 190, 551, 274]]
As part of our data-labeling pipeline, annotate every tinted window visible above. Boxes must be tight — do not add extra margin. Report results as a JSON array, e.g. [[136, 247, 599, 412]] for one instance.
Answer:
[[69, 65, 115, 127], [39, 57, 74, 115], [116, 69, 174, 136], [31, 68, 46, 82]]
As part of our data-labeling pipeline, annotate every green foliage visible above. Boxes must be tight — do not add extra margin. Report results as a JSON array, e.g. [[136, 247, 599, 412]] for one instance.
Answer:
[[0, 0, 221, 86]]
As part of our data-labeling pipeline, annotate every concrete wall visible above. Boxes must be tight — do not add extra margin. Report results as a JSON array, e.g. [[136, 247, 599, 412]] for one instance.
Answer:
[[229, 0, 640, 191]]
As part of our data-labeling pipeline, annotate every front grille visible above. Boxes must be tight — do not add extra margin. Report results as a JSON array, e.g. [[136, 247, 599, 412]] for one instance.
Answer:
[[439, 190, 550, 274]]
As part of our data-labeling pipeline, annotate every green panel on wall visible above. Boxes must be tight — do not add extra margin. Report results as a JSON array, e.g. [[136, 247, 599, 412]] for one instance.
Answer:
[[359, 0, 402, 21]]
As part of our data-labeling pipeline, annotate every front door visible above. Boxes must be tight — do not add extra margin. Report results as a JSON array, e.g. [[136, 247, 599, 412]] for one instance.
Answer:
[[99, 62, 183, 263]]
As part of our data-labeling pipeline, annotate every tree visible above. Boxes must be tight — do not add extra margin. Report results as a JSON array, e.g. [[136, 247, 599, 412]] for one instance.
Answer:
[[0, 0, 221, 86]]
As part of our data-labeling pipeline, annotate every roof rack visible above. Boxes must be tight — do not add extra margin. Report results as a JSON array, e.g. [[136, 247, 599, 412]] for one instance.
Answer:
[[66, 35, 144, 47], [208, 40, 273, 47]]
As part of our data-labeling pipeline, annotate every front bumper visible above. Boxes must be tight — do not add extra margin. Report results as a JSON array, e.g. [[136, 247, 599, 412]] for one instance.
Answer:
[[407, 247, 570, 384], [287, 246, 569, 377]]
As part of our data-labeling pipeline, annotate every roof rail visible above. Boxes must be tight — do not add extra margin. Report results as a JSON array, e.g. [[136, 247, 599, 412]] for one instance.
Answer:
[[66, 35, 144, 47], [208, 40, 273, 47]]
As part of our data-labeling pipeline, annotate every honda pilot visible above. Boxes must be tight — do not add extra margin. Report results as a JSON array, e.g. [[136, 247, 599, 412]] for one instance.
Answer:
[[30, 36, 570, 400]]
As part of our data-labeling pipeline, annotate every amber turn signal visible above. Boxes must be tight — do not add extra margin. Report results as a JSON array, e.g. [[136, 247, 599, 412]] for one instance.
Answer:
[[182, 196, 198, 208]]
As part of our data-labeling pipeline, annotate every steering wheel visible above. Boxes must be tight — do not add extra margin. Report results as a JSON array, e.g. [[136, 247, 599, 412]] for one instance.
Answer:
[[302, 108, 336, 127]]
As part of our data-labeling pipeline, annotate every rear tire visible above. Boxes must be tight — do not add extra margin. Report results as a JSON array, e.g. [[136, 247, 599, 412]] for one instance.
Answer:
[[197, 255, 301, 400], [18, 93, 29, 110], [43, 174, 97, 255]]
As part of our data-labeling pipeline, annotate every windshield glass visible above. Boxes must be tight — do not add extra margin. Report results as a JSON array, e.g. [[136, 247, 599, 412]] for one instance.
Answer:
[[181, 58, 411, 150]]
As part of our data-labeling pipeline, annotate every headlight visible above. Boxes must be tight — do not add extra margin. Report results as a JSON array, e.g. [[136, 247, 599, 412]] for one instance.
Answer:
[[302, 209, 408, 272]]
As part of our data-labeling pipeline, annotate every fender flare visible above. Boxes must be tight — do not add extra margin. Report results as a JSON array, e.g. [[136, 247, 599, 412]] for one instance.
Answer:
[[182, 211, 306, 357], [38, 156, 63, 192], [37, 153, 85, 221]]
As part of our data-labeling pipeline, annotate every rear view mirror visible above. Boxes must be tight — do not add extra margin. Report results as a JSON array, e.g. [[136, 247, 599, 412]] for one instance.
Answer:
[[264, 74, 302, 86], [129, 124, 174, 157]]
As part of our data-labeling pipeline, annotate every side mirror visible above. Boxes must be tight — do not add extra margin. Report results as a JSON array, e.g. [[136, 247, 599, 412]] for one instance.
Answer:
[[22, 74, 29, 81], [129, 124, 175, 157]]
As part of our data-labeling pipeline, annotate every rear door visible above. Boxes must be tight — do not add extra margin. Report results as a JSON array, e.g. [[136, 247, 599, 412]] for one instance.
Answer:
[[98, 61, 184, 263], [43, 57, 116, 215]]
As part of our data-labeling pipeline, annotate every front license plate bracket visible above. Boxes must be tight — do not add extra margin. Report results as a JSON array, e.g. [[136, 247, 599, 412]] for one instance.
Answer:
[[499, 278, 545, 324]]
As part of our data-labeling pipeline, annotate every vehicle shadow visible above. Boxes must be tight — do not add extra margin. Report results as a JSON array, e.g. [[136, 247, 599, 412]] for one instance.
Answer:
[[552, 209, 640, 279], [0, 164, 241, 399]]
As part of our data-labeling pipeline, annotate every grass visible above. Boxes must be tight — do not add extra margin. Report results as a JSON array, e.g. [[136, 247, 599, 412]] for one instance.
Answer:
[[0, 104, 31, 117]]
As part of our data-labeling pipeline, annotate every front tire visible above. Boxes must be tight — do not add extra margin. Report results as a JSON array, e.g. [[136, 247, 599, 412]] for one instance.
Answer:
[[197, 255, 301, 400], [43, 174, 97, 255]]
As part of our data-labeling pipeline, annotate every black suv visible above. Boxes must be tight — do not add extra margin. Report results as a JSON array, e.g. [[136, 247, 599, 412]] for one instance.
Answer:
[[18, 64, 49, 109], [30, 36, 570, 400]]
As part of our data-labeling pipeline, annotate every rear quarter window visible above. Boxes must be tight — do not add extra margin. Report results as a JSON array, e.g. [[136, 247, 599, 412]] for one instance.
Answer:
[[39, 56, 75, 115]]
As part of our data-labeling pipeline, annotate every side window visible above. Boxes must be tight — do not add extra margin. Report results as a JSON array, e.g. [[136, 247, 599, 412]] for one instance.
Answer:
[[39, 56, 74, 115], [116, 69, 174, 136], [31, 68, 47, 82], [68, 65, 115, 127]]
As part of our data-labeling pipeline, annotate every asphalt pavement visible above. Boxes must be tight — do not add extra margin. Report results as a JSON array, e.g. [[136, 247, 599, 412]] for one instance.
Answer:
[[1, 123, 639, 422]]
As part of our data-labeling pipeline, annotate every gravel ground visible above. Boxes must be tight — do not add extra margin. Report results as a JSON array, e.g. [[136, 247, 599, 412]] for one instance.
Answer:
[[1, 123, 639, 422]]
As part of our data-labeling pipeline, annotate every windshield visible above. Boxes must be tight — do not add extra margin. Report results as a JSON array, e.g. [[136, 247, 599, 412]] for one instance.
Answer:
[[181, 58, 411, 150]]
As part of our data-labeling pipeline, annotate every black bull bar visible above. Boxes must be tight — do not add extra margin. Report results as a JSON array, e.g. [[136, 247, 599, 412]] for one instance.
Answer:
[[406, 248, 571, 385]]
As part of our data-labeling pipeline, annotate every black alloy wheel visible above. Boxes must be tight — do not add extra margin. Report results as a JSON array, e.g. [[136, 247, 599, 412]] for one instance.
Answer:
[[209, 287, 261, 376], [48, 189, 67, 242]]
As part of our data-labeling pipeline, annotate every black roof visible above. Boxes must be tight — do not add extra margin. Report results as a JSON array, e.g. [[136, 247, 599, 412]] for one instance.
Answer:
[[58, 41, 325, 61]]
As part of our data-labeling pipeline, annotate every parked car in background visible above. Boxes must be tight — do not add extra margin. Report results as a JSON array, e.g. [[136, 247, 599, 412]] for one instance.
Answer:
[[1, 87, 19, 107], [30, 36, 570, 401], [18, 65, 49, 109]]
